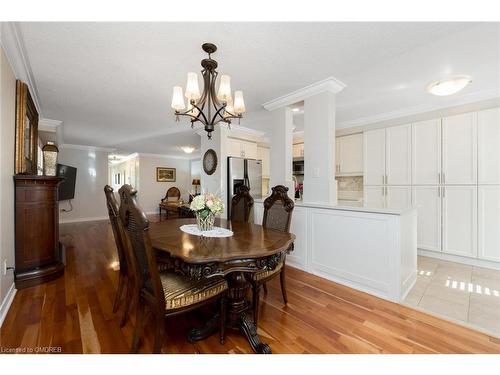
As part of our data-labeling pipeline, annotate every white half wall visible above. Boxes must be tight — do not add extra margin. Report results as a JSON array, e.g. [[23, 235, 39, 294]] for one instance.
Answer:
[[0, 46, 17, 325], [137, 155, 191, 214], [58, 147, 110, 223]]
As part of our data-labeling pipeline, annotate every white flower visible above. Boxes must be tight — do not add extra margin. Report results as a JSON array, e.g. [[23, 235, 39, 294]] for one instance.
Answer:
[[206, 199, 214, 208]]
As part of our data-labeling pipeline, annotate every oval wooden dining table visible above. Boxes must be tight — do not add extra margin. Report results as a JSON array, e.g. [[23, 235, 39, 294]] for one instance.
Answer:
[[148, 218, 295, 354]]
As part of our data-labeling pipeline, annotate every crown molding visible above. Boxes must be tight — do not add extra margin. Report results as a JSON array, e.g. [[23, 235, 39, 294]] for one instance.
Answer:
[[59, 144, 116, 152], [137, 152, 193, 160], [38, 118, 63, 132], [0, 22, 43, 117], [263, 76, 347, 111], [337, 88, 500, 129], [227, 123, 267, 138]]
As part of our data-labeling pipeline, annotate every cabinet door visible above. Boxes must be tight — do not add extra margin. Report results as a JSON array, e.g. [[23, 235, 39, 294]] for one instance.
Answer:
[[227, 138, 242, 158], [412, 186, 442, 252], [339, 133, 363, 175], [386, 186, 412, 210], [442, 113, 477, 184], [412, 119, 441, 185], [386, 124, 412, 185], [257, 146, 270, 177], [363, 186, 385, 209], [478, 186, 500, 262], [478, 107, 500, 184], [442, 186, 478, 258], [293, 143, 303, 158], [363, 129, 386, 185], [242, 140, 257, 159]]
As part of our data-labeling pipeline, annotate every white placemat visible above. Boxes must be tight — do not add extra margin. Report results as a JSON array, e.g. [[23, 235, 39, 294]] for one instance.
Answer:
[[180, 224, 234, 238]]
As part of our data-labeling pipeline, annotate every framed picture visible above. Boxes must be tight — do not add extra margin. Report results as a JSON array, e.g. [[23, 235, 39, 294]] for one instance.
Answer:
[[15, 80, 39, 174], [156, 167, 176, 182]]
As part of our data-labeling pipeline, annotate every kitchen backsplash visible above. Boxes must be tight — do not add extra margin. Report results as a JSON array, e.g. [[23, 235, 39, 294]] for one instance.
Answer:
[[336, 176, 363, 191]]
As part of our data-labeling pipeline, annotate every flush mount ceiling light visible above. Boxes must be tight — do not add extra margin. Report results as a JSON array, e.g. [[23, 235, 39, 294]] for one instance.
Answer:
[[171, 43, 246, 139], [427, 75, 472, 96], [181, 146, 196, 154]]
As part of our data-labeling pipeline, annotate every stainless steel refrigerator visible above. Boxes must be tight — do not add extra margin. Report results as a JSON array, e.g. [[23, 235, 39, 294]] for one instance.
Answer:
[[227, 157, 262, 217]]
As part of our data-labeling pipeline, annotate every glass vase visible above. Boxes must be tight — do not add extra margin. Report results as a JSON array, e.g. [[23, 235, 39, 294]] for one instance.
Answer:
[[196, 211, 215, 231]]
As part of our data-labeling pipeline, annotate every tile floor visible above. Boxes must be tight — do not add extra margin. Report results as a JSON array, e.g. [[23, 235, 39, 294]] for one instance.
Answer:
[[404, 256, 500, 338]]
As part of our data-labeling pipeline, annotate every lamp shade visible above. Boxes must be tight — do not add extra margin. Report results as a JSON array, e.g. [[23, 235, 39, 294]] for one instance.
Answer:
[[192, 178, 200, 186], [42, 141, 59, 176], [233, 90, 246, 114], [217, 75, 231, 102], [171, 86, 186, 111], [185, 72, 201, 100]]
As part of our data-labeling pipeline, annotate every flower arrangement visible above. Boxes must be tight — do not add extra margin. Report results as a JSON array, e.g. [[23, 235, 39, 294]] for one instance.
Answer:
[[189, 192, 224, 231]]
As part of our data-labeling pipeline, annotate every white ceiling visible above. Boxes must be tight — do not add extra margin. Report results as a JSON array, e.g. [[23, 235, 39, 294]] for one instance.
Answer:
[[17, 22, 500, 155]]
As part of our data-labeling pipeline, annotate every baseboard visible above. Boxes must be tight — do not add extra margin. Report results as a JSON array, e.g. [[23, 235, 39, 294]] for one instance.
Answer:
[[418, 249, 500, 271], [0, 283, 17, 328], [59, 216, 108, 224]]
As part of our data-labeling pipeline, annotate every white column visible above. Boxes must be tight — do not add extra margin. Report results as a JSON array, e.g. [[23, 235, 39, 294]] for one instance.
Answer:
[[269, 107, 294, 197], [303, 91, 337, 205], [199, 126, 230, 218]]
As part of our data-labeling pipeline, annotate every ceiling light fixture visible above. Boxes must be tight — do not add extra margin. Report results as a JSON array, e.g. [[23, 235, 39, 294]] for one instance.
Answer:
[[292, 108, 300, 112], [181, 146, 196, 154], [171, 43, 246, 139], [427, 75, 472, 96]]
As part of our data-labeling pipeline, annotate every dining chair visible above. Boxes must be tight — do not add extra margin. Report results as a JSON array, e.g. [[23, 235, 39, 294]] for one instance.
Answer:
[[250, 185, 294, 324], [158, 186, 181, 219], [230, 185, 254, 223], [104, 185, 134, 327], [118, 184, 228, 353]]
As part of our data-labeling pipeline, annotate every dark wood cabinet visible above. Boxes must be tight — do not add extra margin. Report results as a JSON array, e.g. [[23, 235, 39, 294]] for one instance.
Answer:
[[14, 175, 65, 289]]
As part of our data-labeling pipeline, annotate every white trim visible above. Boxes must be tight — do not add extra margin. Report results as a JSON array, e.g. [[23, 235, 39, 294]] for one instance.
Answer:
[[418, 249, 500, 271], [39, 118, 63, 132], [59, 216, 108, 224], [337, 89, 500, 129], [0, 283, 17, 328], [0, 22, 43, 116], [137, 152, 193, 160], [262, 76, 346, 111], [59, 143, 115, 152], [228, 124, 267, 138]]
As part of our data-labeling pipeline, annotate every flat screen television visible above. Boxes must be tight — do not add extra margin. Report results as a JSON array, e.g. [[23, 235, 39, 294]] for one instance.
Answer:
[[57, 164, 77, 201]]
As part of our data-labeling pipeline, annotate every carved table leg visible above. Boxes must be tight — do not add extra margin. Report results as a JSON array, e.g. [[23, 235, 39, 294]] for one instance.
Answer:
[[187, 272, 272, 354]]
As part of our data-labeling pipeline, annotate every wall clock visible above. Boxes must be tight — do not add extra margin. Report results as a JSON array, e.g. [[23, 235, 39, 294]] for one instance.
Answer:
[[203, 149, 218, 175]]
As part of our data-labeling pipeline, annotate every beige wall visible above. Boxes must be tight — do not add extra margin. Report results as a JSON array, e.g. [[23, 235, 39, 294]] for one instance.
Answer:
[[136, 155, 191, 214], [58, 147, 109, 223], [0, 46, 16, 324]]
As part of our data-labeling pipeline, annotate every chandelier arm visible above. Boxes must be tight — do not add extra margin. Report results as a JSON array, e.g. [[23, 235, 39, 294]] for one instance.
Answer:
[[189, 102, 210, 125], [210, 103, 228, 125]]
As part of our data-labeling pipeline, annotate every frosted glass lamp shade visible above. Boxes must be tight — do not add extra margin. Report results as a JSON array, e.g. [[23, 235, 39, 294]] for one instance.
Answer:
[[171, 86, 186, 111], [217, 75, 232, 102], [187, 101, 199, 117], [185, 72, 201, 100], [233, 90, 246, 114]]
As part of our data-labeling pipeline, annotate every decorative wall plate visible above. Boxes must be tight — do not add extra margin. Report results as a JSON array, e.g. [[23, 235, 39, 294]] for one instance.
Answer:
[[203, 149, 218, 175]]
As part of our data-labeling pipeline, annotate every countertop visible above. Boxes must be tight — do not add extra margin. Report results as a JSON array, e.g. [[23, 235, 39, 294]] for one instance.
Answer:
[[254, 198, 415, 216]]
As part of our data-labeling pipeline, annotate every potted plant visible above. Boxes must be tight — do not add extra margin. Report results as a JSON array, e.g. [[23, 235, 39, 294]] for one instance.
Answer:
[[189, 193, 224, 231]]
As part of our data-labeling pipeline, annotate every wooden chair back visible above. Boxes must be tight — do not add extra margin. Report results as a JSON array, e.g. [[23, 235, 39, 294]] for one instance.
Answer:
[[231, 185, 254, 223], [118, 184, 165, 311], [104, 185, 128, 274], [163, 187, 181, 201], [262, 185, 294, 233]]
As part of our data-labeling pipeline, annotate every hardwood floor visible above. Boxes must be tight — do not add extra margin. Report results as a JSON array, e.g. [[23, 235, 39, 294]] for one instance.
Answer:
[[1, 217, 500, 354]]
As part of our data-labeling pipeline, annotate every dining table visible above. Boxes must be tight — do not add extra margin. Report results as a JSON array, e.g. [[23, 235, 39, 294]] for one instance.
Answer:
[[148, 218, 295, 354]]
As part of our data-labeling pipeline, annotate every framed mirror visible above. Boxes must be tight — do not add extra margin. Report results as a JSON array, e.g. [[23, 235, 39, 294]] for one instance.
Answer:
[[15, 80, 39, 174]]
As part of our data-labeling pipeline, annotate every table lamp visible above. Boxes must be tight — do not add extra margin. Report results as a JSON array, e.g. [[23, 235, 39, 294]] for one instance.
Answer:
[[192, 178, 201, 194]]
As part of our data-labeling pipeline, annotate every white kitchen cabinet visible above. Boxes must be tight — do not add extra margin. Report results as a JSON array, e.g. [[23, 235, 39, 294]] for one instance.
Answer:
[[412, 119, 442, 185], [442, 113, 477, 185], [337, 133, 363, 175], [442, 185, 478, 258], [257, 146, 270, 177], [386, 124, 412, 185], [363, 128, 386, 185], [478, 107, 500, 184], [227, 138, 257, 159], [412, 186, 442, 252], [293, 143, 304, 158], [386, 186, 412, 210], [478, 186, 500, 262], [363, 186, 385, 209]]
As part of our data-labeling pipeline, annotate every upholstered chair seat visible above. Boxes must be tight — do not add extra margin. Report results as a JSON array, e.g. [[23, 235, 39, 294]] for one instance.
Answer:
[[160, 273, 228, 310]]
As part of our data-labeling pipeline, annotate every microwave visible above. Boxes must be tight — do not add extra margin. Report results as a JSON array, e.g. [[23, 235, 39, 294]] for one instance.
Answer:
[[293, 160, 304, 174]]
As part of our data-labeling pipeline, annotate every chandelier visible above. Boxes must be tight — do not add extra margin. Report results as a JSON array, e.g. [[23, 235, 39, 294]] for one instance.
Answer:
[[171, 43, 246, 139]]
